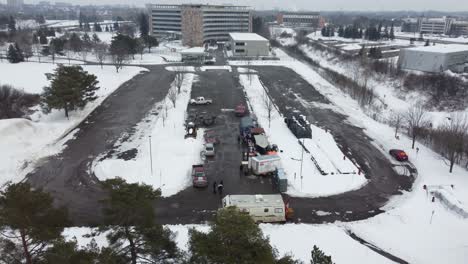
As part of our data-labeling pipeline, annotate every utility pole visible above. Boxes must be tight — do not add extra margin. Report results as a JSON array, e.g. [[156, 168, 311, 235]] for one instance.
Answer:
[[300, 138, 304, 191], [149, 135, 153, 176]]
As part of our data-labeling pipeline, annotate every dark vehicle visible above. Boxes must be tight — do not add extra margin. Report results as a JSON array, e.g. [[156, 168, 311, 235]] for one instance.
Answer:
[[284, 110, 312, 139], [192, 165, 208, 187], [235, 103, 247, 117], [389, 149, 408, 161]]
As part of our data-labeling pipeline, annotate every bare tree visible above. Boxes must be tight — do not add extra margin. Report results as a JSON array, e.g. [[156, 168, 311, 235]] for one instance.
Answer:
[[389, 111, 404, 138], [111, 53, 128, 73], [33, 44, 42, 63], [174, 73, 184, 94], [168, 87, 177, 108], [405, 103, 429, 149], [81, 47, 89, 62], [262, 90, 275, 128], [94, 42, 108, 69], [439, 113, 468, 173]]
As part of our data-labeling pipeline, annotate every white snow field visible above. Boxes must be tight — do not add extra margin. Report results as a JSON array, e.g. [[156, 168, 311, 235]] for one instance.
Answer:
[[230, 49, 468, 263], [93, 74, 205, 197], [238, 73, 366, 197], [0, 61, 147, 185], [63, 224, 394, 264]]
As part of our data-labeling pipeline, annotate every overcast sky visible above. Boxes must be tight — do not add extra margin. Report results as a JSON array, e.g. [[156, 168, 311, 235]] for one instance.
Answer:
[[22, 0, 468, 12]]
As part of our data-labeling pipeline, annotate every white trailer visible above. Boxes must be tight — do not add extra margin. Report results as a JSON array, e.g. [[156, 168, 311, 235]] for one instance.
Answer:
[[222, 194, 286, 223], [249, 155, 281, 175]]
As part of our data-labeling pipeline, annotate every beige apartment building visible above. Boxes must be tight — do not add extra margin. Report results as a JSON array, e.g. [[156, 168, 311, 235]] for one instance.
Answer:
[[147, 4, 252, 47]]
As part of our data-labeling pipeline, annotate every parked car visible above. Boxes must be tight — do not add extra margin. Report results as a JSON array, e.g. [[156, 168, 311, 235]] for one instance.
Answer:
[[204, 143, 215, 157], [190, 96, 213, 105], [192, 165, 208, 187], [389, 149, 408, 161]]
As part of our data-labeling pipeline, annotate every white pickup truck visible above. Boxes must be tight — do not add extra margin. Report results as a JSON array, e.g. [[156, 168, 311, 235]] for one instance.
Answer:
[[190, 96, 213, 105]]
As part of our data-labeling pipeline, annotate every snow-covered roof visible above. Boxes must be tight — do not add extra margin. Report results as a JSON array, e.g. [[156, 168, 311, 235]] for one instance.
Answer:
[[404, 44, 468, 54], [180, 47, 206, 54], [229, 33, 268, 42]]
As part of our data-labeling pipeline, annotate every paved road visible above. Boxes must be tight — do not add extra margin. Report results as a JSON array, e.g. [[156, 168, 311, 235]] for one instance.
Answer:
[[26, 65, 176, 225]]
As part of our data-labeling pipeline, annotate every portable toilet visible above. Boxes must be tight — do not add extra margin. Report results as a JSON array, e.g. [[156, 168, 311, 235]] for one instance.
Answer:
[[274, 168, 288, 192]]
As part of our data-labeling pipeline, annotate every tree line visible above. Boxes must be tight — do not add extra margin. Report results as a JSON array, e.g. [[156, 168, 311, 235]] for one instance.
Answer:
[[0, 179, 335, 264], [322, 23, 395, 41]]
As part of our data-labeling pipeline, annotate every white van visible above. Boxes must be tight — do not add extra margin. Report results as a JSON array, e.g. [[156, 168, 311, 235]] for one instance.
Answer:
[[222, 194, 286, 223]]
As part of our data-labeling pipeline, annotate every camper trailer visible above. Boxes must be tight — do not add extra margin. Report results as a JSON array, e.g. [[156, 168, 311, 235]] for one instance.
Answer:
[[222, 194, 287, 223]]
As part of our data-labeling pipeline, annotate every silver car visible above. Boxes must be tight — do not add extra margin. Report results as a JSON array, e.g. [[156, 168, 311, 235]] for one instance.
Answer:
[[204, 143, 215, 157]]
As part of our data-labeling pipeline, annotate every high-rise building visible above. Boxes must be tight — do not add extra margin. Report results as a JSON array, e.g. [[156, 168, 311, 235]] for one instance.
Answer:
[[7, 0, 24, 9], [147, 4, 252, 47], [419, 17, 454, 35]]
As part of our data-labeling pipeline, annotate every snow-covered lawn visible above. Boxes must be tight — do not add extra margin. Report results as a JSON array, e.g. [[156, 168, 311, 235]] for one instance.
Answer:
[[63, 223, 394, 264], [0, 61, 147, 185], [93, 74, 205, 197], [238, 73, 366, 197]]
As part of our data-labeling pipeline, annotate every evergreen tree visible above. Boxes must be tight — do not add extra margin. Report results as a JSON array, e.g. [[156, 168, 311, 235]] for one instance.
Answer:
[[39, 33, 48, 44], [8, 16, 16, 34], [109, 34, 133, 72], [92, 33, 101, 43], [384, 25, 389, 39], [105, 25, 109, 32], [14, 42, 24, 61], [93, 22, 102, 32], [0, 182, 69, 264], [145, 35, 159, 52], [321, 27, 326, 37], [82, 32, 92, 50], [113, 21, 120, 30], [338, 25, 344, 37], [377, 22, 382, 40], [69, 32, 83, 52], [425, 39, 430, 46], [6, 44, 23, 63], [32, 33, 39, 44], [41, 65, 99, 118], [390, 23, 395, 40], [99, 178, 178, 264], [188, 207, 277, 264], [359, 28, 363, 39], [311, 245, 334, 264], [84, 22, 91, 32], [138, 12, 149, 37], [40, 239, 100, 264]]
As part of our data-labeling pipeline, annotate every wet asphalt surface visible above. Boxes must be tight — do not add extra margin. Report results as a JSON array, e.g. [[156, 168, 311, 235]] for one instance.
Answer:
[[25, 47, 413, 226]]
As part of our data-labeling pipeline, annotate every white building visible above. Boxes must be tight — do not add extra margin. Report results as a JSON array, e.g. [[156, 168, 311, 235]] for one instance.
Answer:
[[419, 17, 454, 35], [147, 4, 252, 47], [229, 33, 270, 57], [398, 44, 468, 73]]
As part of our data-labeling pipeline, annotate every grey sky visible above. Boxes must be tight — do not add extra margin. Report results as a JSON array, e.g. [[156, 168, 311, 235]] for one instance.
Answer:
[[22, 0, 468, 11]]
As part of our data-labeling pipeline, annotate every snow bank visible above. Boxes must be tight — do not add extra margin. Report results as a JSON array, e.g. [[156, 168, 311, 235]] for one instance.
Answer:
[[200, 66, 232, 72], [93, 74, 205, 197], [165, 66, 196, 72], [238, 74, 367, 197], [0, 62, 147, 185]]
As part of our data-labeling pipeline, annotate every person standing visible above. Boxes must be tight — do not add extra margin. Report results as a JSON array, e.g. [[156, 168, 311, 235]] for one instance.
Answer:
[[217, 180, 224, 195], [213, 181, 217, 194]]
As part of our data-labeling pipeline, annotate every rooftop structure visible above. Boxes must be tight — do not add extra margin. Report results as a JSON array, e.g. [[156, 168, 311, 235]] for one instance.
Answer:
[[399, 44, 468, 73]]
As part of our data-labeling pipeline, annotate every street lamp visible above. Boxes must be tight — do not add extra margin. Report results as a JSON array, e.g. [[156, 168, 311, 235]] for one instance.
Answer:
[[291, 138, 305, 191], [149, 135, 153, 176]]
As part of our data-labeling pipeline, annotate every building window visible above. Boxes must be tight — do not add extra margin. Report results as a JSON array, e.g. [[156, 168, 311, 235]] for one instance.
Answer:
[[235, 42, 246, 46], [274, 208, 283, 213], [235, 49, 245, 53]]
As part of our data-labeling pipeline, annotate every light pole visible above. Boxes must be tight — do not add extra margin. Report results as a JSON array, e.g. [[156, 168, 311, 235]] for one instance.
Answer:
[[149, 135, 153, 176], [291, 138, 305, 191]]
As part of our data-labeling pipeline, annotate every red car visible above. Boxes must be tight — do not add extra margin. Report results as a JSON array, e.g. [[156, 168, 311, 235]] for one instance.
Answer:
[[389, 149, 408, 161]]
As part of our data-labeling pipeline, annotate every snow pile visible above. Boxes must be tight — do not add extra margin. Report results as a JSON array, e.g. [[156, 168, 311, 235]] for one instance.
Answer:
[[93, 74, 205, 197], [200, 66, 232, 72], [237, 67, 257, 73], [0, 62, 147, 185], [165, 66, 196, 72], [238, 73, 367, 197]]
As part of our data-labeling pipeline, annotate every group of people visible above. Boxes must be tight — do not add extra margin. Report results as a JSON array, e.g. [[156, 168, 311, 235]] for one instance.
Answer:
[[213, 180, 224, 195]]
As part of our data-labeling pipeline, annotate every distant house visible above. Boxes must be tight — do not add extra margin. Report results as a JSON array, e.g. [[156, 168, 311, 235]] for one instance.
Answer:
[[228, 33, 269, 57], [398, 44, 468, 73]]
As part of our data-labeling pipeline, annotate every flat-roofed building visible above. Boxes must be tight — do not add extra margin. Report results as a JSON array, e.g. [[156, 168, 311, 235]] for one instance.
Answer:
[[419, 17, 454, 35], [398, 44, 468, 73], [147, 4, 252, 47], [229, 32, 269, 57], [450, 21, 468, 36], [277, 12, 321, 30]]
